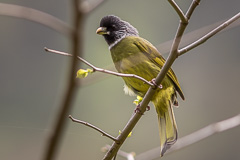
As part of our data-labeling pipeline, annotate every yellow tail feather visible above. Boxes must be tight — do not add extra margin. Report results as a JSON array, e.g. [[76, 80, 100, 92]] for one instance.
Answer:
[[158, 101, 178, 156]]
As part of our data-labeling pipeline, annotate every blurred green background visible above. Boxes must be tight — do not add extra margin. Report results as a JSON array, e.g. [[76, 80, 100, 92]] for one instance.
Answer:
[[0, 0, 240, 160]]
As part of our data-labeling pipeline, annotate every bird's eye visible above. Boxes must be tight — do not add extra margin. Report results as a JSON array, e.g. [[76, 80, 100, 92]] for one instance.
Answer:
[[110, 24, 118, 31], [108, 24, 117, 32]]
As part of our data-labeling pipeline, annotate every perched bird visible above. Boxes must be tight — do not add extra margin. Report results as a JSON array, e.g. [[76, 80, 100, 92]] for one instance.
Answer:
[[96, 15, 184, 156]]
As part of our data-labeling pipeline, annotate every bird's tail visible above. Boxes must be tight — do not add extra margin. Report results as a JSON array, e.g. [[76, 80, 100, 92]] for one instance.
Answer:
[[157, 101, 178, 156]]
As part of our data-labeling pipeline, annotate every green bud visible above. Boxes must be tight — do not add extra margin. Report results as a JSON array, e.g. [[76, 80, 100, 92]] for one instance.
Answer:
[[76, 69, 93, 78], [133, 96, 143, 105]]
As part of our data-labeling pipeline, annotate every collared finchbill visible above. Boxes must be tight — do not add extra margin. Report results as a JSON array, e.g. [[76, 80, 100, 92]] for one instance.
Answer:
[[97, 15, 185, 156]]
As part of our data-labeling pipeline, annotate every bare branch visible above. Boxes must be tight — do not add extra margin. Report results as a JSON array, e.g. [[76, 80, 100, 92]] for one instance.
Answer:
[[44, 47, 156, 88], [135, 114, 240, 160], [43, 1, 83, 160], [168, 0, 188, 23], [69, 115, 118, 142], [0, 3, 71, 36], [185, 0, 200, 19], [179, 12, 240, 55]]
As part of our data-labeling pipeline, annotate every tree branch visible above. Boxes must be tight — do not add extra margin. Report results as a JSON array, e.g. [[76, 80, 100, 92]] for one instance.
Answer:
[[44, 47, 156, 88], [135, 113, 240, 160], [102, 1, 201, 159], [0, 3, 71, 36], [185, 0, 200, 19], [43, 1, 83, 160], [179, 12, 240, 55], [168, 0, 188, 23], [69, 115, 118, 142]]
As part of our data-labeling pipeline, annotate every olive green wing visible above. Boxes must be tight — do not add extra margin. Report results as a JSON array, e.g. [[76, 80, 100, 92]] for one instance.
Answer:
[[133, 37, 185, 100]]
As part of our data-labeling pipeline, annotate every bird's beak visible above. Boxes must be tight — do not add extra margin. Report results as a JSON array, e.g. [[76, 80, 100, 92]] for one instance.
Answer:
[[96, 27, 109, 35]]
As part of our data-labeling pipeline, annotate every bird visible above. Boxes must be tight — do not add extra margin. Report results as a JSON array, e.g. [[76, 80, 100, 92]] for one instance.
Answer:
[[96, 15, 184, 156]]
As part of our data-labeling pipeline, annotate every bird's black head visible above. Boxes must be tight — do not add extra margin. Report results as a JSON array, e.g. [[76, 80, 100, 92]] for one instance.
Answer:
[[96, 15, 139, 47]]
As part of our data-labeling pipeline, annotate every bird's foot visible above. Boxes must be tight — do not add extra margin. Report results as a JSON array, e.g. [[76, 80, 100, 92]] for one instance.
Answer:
[[134, 104, 150, 115], [133, 96, 150, 114], [134, 104, 142, 114], [150, 78, 163, 89], [146, 106, 150, 111]]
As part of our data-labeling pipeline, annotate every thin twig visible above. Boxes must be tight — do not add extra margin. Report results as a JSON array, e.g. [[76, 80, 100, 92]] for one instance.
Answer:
[[185, 0, 200, 19], [168, 0, 188, 23], [0, 3, 71, 36], [135, 113, 240, 160], [43, 1, 83, 160], [158, 17, 240, 55], [44, 47, 155, 87], [102, 1, 201, 159], [69, 115, 118, 142], [179, 12, 240, 55]]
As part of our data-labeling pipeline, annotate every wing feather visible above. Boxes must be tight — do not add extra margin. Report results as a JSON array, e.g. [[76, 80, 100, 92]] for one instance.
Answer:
[[133, 37, 185, 100]]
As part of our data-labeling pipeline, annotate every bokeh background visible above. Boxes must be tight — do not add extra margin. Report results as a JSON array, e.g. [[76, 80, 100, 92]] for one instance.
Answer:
[[1, 0, 240, 160]]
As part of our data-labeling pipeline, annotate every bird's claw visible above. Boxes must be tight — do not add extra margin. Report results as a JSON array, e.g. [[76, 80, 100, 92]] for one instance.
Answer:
[[146, 106, 150, 111], [134, 104, 150, 115], [150, 78, 162, 89], [134, 105, 143, 115]]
